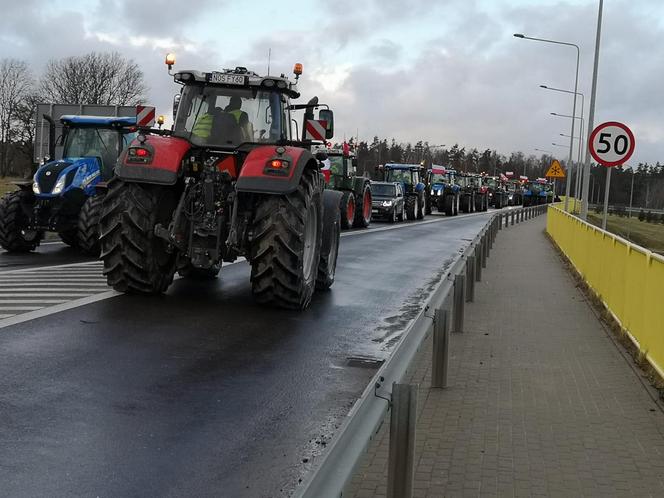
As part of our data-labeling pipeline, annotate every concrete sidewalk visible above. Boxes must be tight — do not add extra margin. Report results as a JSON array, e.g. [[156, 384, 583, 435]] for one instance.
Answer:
[[348, 216, 664, 498]]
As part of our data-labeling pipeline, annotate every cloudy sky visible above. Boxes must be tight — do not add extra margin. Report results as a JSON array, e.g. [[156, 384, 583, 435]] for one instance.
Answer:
[[0, 0, 662, 165]]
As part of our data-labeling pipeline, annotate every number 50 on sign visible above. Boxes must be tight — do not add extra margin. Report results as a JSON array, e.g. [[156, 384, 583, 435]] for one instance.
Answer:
[[589, 121, 635, 167]]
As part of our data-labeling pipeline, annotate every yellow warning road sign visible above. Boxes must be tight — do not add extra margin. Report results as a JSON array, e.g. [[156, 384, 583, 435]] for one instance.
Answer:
[[545, 160, 566, 178]]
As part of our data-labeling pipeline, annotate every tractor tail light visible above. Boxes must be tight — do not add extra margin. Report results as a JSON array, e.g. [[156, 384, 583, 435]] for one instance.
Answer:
[[264, 158, 290, 176], [127, 147, 153, 164]]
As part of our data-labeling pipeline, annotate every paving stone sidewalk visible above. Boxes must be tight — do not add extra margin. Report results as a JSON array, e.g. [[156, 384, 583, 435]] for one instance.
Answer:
[[347, 215, 664, 498]]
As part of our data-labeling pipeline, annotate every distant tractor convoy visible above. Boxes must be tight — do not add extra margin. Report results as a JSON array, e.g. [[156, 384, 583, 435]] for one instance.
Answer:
[[0, 53, 557, 310]]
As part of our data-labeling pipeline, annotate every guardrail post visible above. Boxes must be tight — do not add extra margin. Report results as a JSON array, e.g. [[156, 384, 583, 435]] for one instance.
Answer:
[[466, 255, 475, 302], [498, 213, 503, 230], [481, 233, 488, 268], [475, 244, 482, 281], [511, 210, 515, 226], [453, 274, 465, 334], [432, 309, 449, 388], [387, 383, 417, 498]]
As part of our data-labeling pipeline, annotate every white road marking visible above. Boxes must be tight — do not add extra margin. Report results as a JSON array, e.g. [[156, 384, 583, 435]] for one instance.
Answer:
[[0, 208, 505, 329]]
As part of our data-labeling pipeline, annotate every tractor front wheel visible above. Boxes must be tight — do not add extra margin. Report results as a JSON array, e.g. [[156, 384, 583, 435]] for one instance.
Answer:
[[405, 195, 418, 221], [99, 179, 178, 294], [443, 194, 454, 216], [340, 191, 355, 229], [77, 195, 103, 255], [58, 229, 79, 248], [250, 168, 322, 309], [417, 194, 426, 219], [0, 191, 42, 253]]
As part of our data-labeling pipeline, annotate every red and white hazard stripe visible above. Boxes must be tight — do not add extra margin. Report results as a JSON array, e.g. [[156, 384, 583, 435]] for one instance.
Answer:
[[305, 119, 327, 141], [136, 105, 156, 127]]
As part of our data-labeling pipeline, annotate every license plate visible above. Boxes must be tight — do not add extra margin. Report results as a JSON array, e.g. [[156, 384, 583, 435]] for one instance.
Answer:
[[372, 209, 379, 214], [209, 72, 246, 85]]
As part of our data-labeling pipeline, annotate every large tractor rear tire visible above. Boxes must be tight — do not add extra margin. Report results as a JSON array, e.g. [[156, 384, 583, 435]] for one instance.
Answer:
[[340, 191, 355, 229], [100, 179, 178, 294], [316, 190, 341, 290], [0, 191, 42, 253], [77, 195, 103, 255], [404, 195, 418, 221], [417, 194, 426, 219], [250, 168, 323, 309], [352, 183, 371, 228]]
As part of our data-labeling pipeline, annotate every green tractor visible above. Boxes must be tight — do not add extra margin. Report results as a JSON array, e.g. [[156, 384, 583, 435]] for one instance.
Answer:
[[319, 146, 372, 229]]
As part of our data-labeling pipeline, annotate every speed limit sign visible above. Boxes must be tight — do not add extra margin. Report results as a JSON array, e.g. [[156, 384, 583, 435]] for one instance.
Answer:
[[589, 121, 635, 167]]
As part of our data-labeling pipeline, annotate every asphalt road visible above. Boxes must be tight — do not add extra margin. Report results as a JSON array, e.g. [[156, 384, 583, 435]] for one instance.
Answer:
[[0, 240, 95, 272], [0, 212, 493, 498]]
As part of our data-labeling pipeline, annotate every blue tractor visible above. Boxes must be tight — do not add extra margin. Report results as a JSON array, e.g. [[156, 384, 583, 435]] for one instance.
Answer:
[[427, 166, 460, 216], [0, 115, 137, 254], [380, 163, 428, 220]]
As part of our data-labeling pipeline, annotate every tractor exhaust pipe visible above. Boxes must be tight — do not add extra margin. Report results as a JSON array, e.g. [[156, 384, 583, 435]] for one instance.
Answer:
[[43, 114, 56, 162]]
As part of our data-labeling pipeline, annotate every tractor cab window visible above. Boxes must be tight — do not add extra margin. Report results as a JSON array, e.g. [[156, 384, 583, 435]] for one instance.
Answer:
[[174, 84, 285, 148], [64, 127, 120, 176], [387, 169, 416, 184], [328, 156, 344, 176], [430, 173, 446, 184], [372, 184, 396, 197], [485, 178, 496, 188]]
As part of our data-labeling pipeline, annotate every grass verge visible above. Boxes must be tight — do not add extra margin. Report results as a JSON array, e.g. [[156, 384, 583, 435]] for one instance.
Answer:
[[587, 212, 664, 255]]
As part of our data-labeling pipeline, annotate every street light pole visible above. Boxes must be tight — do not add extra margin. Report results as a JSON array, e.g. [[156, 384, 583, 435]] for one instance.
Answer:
[[516, 34, 579, 212], [541, 85, 585, 201], [581, 0, 604, 220]]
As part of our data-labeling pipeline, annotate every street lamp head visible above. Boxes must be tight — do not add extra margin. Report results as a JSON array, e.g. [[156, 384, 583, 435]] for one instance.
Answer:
[[513, 33, 525, 38], [539, 85, 548, 89], [550, 112, 558, 116]]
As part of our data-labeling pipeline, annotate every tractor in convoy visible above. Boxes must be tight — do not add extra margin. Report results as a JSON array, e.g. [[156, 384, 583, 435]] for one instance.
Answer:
[[0, 115, 137, 254], [457, 173, 488, 213], [378, 163, 428, 220], [316, 145, 372, 229], [483, 174, 509, 209], [504, 172, 524, 206], [427, 165, 459, 216], [522, 178, 551, 206], [98, 57, 341, 309]]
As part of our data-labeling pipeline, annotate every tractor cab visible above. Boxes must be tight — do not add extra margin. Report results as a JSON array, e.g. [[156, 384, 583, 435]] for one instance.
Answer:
[[318, 146, 356, 188], [383, 163, 426, 194], [170, 65, 333, 152], [33, 115, 137, 197]]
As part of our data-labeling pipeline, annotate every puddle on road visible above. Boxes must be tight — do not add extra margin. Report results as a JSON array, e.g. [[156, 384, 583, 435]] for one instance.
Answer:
[[372, 255, 456, 350]]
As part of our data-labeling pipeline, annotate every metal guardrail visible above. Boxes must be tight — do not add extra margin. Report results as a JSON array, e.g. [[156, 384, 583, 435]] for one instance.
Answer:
[[295, 203, 548, 498]]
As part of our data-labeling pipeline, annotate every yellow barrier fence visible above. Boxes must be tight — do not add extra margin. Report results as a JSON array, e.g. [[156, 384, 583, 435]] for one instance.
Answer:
[[547, 205, 664, 378]]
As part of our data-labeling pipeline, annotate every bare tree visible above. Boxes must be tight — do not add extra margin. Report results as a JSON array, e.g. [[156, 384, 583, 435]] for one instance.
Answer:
[[0, 58, 34, 176], [39, 52, 147, 106]]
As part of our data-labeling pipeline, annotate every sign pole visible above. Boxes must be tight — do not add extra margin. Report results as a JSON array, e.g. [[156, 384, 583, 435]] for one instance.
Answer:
[[601, 167, 612, 230]]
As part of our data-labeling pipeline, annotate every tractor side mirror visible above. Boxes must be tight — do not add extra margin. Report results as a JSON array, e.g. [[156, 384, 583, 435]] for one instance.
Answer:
[[318, 109, 334, 139], [172, 94, 181, 121]]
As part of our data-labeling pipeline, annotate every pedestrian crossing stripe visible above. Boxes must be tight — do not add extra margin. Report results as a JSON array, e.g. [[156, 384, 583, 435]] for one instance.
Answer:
[[545, 160, 566, 178]]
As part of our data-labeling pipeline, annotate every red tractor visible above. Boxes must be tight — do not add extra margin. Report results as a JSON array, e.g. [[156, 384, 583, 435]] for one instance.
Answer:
[[99, 58, 341, 309]]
